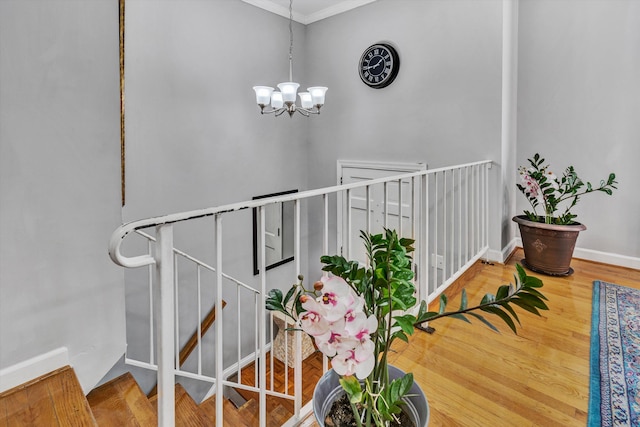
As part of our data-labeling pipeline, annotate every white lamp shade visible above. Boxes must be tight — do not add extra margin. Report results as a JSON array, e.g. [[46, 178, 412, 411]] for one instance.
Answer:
[[277, 82, 300, 103], [253, 86, 274, 105], [271, 91, 284, 108], [298, 92, 313, 109], [307, 87, 327, 106]]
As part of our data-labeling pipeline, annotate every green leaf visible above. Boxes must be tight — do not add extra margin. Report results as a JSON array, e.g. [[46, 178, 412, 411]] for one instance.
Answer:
[[467, 312, 500, 333], [415, 311, 440, 323], [515, 293, 549, 310], [498, 302, 521, 326], [480, 306, 518, 334], [449, 313, 472, 323], [459, 289, 468, 311], [439, 294, 448, 314], [393, 314, 417, 336], [522, 274, 544, 289], [390, 373, 413, 402], [509, 298, 541, 316], [394, 330, 409, 343], [480, 293, 496, 305], [524, 287, 548, 301], [339, 376, 363, 404], [267, 288, 283, 304], [283, 285, 298, 306], [495, 284, 511, 300]]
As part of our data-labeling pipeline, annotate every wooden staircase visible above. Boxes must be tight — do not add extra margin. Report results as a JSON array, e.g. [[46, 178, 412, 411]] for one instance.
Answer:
[[0, 365, 294, 426]]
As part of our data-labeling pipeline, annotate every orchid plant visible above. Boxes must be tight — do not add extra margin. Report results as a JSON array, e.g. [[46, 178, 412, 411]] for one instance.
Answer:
[[517, 153, 617, 225], [266, 229, 549, 427]]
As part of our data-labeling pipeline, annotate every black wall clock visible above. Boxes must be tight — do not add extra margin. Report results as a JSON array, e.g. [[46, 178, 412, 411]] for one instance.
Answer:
[[358, 43, 400, 89]]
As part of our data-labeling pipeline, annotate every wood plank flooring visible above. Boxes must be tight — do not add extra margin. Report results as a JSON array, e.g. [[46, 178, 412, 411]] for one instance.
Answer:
[[302, 249, 640, 426], [86, 372, 157, 426], [1, 249, 637, 426], [0, 366, 97, 427]]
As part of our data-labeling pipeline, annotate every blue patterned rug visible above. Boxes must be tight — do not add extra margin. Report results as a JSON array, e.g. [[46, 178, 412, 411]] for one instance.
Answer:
[[588, 281, 640, 427]]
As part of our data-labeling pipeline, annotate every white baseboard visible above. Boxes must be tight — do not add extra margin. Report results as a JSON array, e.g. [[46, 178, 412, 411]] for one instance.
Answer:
[[0, 347, 70, 393], [485, 248, 505, 263], [572, 247, 640, 270], [512, 238, 640, 270], [492, 238, 518, 264]]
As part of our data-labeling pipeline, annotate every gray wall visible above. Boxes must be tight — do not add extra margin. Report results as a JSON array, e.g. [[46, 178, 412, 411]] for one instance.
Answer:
[[0, 0, 125, 391], [303, 0, 505, 266], [122, 0, 313, 386], [517, 0, 640, 259], [123, 0, 311, 222]]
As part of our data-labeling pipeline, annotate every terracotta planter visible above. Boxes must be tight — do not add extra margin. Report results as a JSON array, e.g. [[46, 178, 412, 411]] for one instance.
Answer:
[[513, 215, 586, 276], [313, 365, 429, 427]]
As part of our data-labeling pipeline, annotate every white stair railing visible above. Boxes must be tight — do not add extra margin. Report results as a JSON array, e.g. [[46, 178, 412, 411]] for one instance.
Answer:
[[108, 159, 492, 427]]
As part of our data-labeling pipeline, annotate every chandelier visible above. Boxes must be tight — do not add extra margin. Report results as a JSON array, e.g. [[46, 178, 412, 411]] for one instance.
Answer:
[[252, 0, 327, 118]]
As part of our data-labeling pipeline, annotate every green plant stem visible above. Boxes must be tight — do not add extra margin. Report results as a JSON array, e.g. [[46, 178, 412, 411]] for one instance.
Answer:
[[349, 401, 363, 427], [416, 291, 522, 325]]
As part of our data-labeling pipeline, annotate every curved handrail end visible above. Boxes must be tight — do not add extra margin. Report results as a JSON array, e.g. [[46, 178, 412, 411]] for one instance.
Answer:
[[109, 224, 156, 268]]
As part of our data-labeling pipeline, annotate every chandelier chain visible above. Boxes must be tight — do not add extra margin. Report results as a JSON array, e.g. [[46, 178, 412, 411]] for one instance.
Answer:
[[289, 0, 293, 82]]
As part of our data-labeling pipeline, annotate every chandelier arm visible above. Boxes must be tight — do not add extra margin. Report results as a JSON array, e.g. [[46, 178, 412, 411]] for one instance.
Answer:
[[297, 108, 319, 116], [257, 106, 287, 115]]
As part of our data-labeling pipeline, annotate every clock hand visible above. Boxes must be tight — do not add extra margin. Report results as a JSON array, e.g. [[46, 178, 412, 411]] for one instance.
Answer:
[[364, 59, 384, 71]]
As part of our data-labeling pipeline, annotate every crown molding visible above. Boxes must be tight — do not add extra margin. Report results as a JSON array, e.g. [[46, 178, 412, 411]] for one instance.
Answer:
[[241, 0, 377, 25]]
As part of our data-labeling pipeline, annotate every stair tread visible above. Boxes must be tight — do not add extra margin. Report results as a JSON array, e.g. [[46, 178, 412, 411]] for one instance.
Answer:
[[87, 372, 156, 427], [217, 398, 293, 427], [149, 383, 208, 427], [233, 351, 323, 416], [0, 365, 98, 427], [237, 398, 259, 426], [269, 404, 293, 427], [200, 395, 254, 427]]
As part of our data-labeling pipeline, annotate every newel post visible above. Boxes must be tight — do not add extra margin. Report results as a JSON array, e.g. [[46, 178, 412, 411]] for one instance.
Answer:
[[155, 224, 176, 427]]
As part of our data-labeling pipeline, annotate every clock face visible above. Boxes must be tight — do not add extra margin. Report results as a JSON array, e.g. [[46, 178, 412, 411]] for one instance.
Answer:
[[359, 43, 400, 89]]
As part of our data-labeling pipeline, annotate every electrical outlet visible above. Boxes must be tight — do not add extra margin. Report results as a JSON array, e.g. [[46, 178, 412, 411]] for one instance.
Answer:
[[431, 254, 444, 270]]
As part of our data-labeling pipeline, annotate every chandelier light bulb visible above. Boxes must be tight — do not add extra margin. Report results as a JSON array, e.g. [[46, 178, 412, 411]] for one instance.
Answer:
[[307, 87, 328, 106], [298, 92, 313, 109], [277, 82, 299, 103], [253, 86, 274, 106], [271, 92, 284, 109]]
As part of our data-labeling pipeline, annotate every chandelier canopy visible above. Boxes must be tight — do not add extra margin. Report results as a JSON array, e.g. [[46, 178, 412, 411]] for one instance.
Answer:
[[252, 0, 327, 118]]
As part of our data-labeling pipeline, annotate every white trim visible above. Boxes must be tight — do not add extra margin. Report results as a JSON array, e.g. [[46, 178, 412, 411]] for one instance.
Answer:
[[337, 159, 427, 174], [240, 0, 377, 25], [514, 238, 640, 270], [240, 0, 306, 24], [0, 347, 70, 393], [303, 1, 377, 25], [498, 238, 519, 263], [487, 247, 508, 264], [572, 247, 640, 271]]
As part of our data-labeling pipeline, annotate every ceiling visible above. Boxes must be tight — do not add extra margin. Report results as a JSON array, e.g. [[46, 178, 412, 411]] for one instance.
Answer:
[[241, 0, 377, 25]]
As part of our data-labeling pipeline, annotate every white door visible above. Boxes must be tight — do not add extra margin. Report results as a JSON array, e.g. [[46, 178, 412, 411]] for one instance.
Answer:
[[337, 160, 426, 264], [264, 203, 282, 268]]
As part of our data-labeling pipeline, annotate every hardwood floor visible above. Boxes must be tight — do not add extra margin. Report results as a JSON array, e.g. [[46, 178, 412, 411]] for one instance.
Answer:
[[303, 249, 640, 426], [1, 250, 637, 426], [0, 366, 97, 426]]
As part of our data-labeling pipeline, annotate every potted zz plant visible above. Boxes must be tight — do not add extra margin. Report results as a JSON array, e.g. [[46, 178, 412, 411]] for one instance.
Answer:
[[267, 229, 549, 427], [513, 153, 618, 276]]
